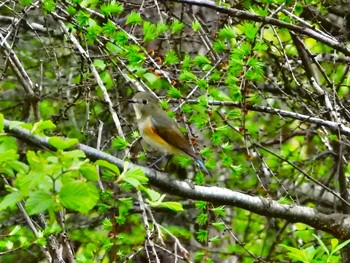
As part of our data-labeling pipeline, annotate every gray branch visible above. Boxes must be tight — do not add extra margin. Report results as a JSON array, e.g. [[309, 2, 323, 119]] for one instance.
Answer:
[[4, 119, 350, 239], [166, 0, 350, 56], [184, 99, 350, 136]]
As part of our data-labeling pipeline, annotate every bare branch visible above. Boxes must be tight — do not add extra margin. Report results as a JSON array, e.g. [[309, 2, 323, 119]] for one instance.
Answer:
[[51, 13, 126, 140], [166, 0, 350, 55], [184, 99, 350, 136], [4, 118, 350, 239]]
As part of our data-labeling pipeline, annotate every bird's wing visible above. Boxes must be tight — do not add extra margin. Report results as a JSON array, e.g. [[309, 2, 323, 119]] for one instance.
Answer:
[[150, 114, 199, 159]]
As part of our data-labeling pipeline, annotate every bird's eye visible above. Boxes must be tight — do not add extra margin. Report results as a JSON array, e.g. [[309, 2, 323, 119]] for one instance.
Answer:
[[142, 99, 148, 104]]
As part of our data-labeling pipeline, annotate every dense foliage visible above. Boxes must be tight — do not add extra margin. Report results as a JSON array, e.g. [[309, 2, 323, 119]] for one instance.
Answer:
[[0, 0, 350, 262]]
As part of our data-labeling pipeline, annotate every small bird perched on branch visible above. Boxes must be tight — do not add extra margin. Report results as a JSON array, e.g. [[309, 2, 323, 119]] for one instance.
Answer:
[[128, 92, 211, 176]]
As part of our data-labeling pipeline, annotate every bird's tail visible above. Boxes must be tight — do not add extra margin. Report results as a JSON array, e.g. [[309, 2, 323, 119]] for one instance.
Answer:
[[195, 159, 212, 177]]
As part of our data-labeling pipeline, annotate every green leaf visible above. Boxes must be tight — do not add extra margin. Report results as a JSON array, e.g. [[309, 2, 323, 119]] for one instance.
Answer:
[[101, 1, 123, 16], [230, 164, 242, 176], [189, 113, 205, 130], [218, 25, 235, 39], [59, 181, 99, 213], [332, 239, 350, 254], [76, 11, 90, 27], [0, 159, 27, 177], [0, 166, 14, 177], [112, 136, 130, 150], [25, 191, 54, 215], [330, 238, 338, 251], [0, 136, 18, 153], [195, 201, 207, 210], [66, 6, 76, 16], [211, 206, 226, 217], [179, 70, 197, 82], [143, 187, 161, 201], [197, 79, 208, 90], [156, 22, 168, 35], [95, 160, 120, 176], [280, 244, 316, 262], [194, 55, 211, 67], [238, 22, 258, 41], [0, 150, 18, 162], [48, 137, 78, 150], [142, 72, 159, 86], [106, 42, 123, 54], [31, 120, 56, 135], [86, 25, 102, 43], [120, 168, 148, 188], [196, 213, 208, 225], [0, 114, 4, 132], [209, 235, 221, 244], [247, 57, 262, 67], [8, 160, 29, 174], [254, 41, 268, 51], [225, 75, 239, 86], [164, 50, 179, 65], [61, 149, 86, 160], [156, 202, 183, 212], [126, 11, 143, 25], [250, 4, 268, 16], [8, 121, 31, 130], [42, 0, 56, 12], [93, 59, 106, 70], [17, 164, 49, 196], [194, 251, 205, 262], [247, 92, 262, 105], [221, 153, 233, 168], [171, 20, 184, 34], [192, 20, 201, 32], [231, 90, 242, 102], [20, 0, 33, 5], [197, 229, 208, 242], [211, 132, 222, 145], [126, 47, 145, 65], [173, 154, 192, 168], [227, 109, 241, 119], [212, 222, 225, 231], [167, 88, 182, 99], [143, 21, 157, 42], [79, 164, 99, 182], [182, 54, 191, 69], [103, 20, 116, 37], [143, 21, 167, 42], [115, 197, 133, 224], [100, 70, 114, 88], [43, 221, 62, 236], [0, 192, 22, 211], [8, 225, 21, 236], [102, 218, 113, 230], [159, 99, 169, 111]]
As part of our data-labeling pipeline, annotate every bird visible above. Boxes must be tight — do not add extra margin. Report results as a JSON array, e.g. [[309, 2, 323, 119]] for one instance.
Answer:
[[128, 91, 211, 176]]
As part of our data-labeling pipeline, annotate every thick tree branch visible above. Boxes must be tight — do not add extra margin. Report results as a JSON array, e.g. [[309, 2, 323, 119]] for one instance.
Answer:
[[4, 119, 350, 239]]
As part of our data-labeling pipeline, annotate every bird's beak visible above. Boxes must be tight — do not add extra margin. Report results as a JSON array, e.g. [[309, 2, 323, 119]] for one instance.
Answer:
[[128, 99, 137, 103]]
